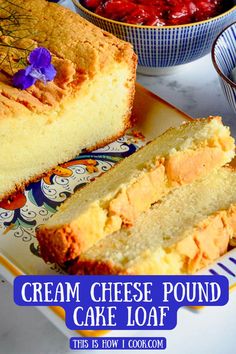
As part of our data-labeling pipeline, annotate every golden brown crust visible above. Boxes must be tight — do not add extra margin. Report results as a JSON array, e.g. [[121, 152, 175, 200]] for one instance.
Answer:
[[37, 225, 82, 265], [68, 259, 126, 275], [175, 211, 231, 273], [0, 0, 136, 117], [70, 205, 236, 276]]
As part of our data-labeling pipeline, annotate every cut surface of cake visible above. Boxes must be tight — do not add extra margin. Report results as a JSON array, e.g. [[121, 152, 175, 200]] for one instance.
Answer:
[[36, 117, 235, 264], [70, 167, 236, 275], [0, 0, 136, 199]]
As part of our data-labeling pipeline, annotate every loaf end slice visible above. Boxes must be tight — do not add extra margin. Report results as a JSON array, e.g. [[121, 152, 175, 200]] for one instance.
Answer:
[[0, 0, 137, 199]]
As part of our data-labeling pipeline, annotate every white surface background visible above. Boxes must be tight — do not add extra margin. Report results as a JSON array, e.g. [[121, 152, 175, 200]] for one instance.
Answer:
[[1, 1, 236, 353]]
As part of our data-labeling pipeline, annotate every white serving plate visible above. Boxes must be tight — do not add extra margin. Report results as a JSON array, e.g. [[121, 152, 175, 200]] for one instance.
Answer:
[[0, 83, 236, 338]]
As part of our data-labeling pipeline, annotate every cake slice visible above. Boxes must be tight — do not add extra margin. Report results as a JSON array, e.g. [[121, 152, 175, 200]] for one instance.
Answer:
[[0, 0, 136, 199], [36, 117, 235, 264], [70, 167, 236, 275]]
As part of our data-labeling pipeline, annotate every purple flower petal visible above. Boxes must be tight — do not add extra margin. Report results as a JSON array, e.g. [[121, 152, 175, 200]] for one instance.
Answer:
[[29, 47, 52, 68], [12, 69, 36, 90], [41, 64, 57, 81], [29, 68, 47, 83], [25, 64, 34, 76], [13, 47, 57, 90], [28, 65, 56, 84]]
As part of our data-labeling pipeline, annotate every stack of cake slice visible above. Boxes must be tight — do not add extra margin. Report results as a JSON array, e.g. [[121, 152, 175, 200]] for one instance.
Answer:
[[36, 116, 236, 274]]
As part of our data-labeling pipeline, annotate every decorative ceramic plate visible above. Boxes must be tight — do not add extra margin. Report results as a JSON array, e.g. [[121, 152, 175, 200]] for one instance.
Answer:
[[0, 84, 236, 338]]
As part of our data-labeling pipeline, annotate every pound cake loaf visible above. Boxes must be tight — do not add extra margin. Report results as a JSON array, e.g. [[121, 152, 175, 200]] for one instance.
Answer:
[[0, 0, 136, 199], [71, 167, 236, 275], [36, 117, 235, 264]]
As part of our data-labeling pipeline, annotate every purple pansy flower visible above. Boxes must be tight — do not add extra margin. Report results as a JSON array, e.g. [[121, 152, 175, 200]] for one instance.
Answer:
[[13, 47, 57, 90]]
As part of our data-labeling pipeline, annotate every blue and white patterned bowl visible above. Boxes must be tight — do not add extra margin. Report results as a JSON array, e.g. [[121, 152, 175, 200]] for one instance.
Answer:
[[73, 0, 236, 75], [212, 22, 236, 114]]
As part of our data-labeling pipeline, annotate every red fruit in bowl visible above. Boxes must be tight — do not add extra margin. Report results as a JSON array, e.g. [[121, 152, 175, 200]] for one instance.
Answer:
[[83, 0, 225, 26], [194, 0, 220, 21], [168, 3, 192, 25], [187, 1, 198, 16], [138, 4, 159, 15], [146, 15, 166, 26], [95, 4, 105, 16], [104, 0, 136, 15], [83, 0, 101, 10], [166, 0, 186, 8], [137, 0, 166, 10], [123, 7, 150, 25]]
